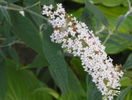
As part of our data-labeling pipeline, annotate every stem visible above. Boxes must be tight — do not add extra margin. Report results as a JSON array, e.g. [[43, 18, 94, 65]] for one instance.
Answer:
[[127, 0, 131, 10], [25, 1, 40, 9], [0, 1, 48, 21], [26, 9, 46, 20], [0, 38, 6, 41], [103, 28, 112, 45], [103, 0, 132, 44], [0, 40, 24, 48], [0, 5, 20, 11], [95, 25, 105, 34], [10, 3, 48, 20]]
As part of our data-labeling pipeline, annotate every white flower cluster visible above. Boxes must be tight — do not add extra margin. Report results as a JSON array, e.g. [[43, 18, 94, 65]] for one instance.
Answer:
[[42, 3, 123, 100]]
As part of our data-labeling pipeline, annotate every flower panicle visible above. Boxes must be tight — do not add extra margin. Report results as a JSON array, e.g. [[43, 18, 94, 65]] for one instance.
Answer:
[[42, 3, 124, 100]]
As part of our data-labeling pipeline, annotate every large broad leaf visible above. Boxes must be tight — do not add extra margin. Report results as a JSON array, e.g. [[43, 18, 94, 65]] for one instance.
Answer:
[[59, 91, 86, 100], [97, 5, 127, 18], [23, 0, 38, 5], [0, 61, 7, 100], [5, 0, 18, 3], [92, 0, 127, 7], [86, 75, 102, 100], [116, 86, 132, 100], [96, 5, 132, 33], [0, 18, 11, 38], [8, 47, 19, 66], [123, 53, 132, 70], [85, 0, 109, 27], [4, 59, 52, 100], [0, 7, 11, 25], [10, 12, 48, 67], [101, 33, 132, 54], [72, 0, 84, 3], [23, 0, 43, 27], [125, 90, 132, 100], [70, 58, 87, 80], [118, 16, 132, 33], [40, 0, 55, 5], [10, 11, 84, 96], [80, 7, 96, 31], [11, 12, 42, 53], [70, 8, 84, 18], [28, 54, 49, 68], [23, 0, 55, 27], [115, 16, 126, 31], [72, 0, 127, 6], [33, 87, 59, 99], [120, 77, 132, 87], [41, 21, 85, 95]]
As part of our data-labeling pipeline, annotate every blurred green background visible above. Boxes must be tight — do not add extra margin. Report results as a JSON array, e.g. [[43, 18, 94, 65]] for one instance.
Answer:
[[0, 0, 132, 100]]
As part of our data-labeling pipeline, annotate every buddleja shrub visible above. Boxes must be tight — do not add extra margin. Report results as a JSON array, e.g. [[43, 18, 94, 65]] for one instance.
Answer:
[[0, 0, 132, 100]]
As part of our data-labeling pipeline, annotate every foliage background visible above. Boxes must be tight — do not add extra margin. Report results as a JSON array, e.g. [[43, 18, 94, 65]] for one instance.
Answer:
[[0, 0, 132, 100]]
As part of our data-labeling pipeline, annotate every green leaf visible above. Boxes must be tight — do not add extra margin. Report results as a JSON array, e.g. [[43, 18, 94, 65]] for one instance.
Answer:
[[0, 16, 11, 38], [1, 37, 16, 46], [80, 7, 95, 30], [116, 86, 132, 100], [0, 49, 6, 59], [23, 0, 43, 27], [104, 33, 132, 54], [116, 16, 126, 31], [86, 75, 102, 100], [125, 90, 132, 100], [72, 0, 84, 3], [9, 11, 50, 73], [40, 0, 55, 5], [29, 54, 49, 68], [85, 0, 109, 27], [59, 91, 86, 100], [70, 58, 87, 80], [41, 21, 85, 94], [10, 12, 49, 68], [91, 0, 127, 7], [11, 12, 42, 53], [70, 8, 84, 18], [123, 53, 132, 70], [118, 16, 132, 33], [96, 5, 132, 33], [67, 66, 86, 95], [5, 59, 52, 100], [40, 24, 69, 93], [120, 77, 132, 87], [10, 11, 84, 96], [23, 0, 38, 5], [8, 47, 19, 67], [102, 0, 127, 7], [97, 5, 127, 18], [6, 0, 18, 3], [0, 7, 11, 25], [34, 87, 59, 99], [0, 61, 7, 100]]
